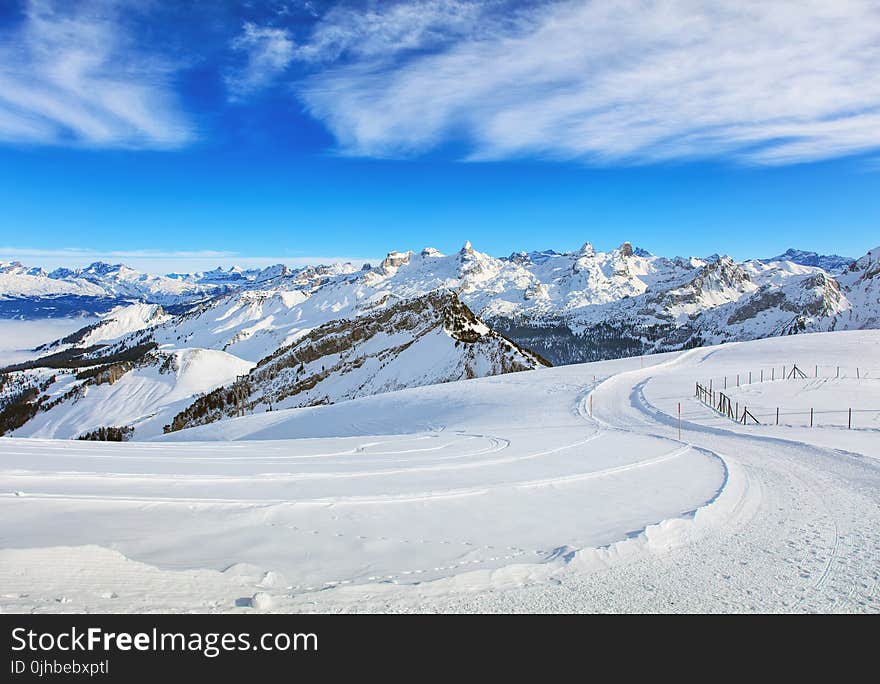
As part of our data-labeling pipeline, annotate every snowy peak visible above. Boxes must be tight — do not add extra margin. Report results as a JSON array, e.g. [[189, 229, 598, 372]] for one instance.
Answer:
[[849, 245, 879, 273], [761, 248, 854, 273], [254, 264, 293, 282], [80, 261, 126, 277], [380, 251, 413, 272], [577, 242, 595, 257], [693, 256, 751, 292]]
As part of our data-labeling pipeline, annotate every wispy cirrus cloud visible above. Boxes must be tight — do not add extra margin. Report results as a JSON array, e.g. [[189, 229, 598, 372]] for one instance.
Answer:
[[294, 0, 491, 64], [227, 21, 296, 99], [294, 0, 880, 165], [0, 0, 192, 148]]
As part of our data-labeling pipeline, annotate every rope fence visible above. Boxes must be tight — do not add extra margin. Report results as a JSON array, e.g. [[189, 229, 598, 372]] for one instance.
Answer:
[[694, 363, 880, 429]]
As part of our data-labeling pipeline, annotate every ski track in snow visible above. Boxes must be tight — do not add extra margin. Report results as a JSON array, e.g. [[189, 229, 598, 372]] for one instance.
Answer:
[[0, 331, 878, 612]]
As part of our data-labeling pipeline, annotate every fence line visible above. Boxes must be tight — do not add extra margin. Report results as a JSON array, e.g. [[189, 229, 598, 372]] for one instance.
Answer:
[[694, 364, 880, 429], [703, 365, 880, 393]]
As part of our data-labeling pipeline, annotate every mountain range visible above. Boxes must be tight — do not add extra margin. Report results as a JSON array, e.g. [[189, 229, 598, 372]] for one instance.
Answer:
[[1, 242, 877, 439]]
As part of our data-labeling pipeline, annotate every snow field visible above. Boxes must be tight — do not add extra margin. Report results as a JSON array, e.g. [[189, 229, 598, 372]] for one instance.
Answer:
[[0, 352, 724, 609], [1, 330, 878, 612]]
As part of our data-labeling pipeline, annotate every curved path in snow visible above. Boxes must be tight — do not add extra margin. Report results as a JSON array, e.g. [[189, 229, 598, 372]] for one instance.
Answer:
[[402, 332, 880, 613]]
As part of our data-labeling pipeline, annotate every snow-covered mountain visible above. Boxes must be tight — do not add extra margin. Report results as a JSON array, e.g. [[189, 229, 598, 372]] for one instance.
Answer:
[[166, 291, 547, 433], [760, 248, 854, 273], [833, 246, 880, 329], [0, 259, 360, 318], [2, 242, 878, 439], [0, 291, 545, 438]]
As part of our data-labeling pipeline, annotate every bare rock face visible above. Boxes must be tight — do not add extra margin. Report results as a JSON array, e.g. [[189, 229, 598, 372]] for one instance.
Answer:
[[381, 251, 413, 271]]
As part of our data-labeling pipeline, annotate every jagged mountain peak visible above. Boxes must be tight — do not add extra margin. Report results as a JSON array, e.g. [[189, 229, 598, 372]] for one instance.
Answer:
[[851, 245, 879, 270], [698, 255, 750, 284], [761, 248, 854, 273], [577, 242, 595, 257], [380, 250, 413, 271], [164, 290, 548, 433], [81, 261, 128, 275]]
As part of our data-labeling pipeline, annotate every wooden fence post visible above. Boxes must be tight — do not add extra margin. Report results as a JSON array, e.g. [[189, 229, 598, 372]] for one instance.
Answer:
[[810, 407, 813, 427], [776, 407, 779, 425], [848, 407, 852, 429]]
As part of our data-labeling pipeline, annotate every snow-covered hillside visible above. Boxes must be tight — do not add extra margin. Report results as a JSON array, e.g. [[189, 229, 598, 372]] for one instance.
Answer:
[[1, 330, 877, 613], [834, 246, 880, 329], [1, 293, 544, 439], [4, 347, 254, 440], [166, 291, 547, 432]]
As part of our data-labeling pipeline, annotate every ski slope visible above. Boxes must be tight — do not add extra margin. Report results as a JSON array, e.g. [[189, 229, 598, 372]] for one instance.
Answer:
[[0, 332, 878, 613], [12, 348, 255, 439]]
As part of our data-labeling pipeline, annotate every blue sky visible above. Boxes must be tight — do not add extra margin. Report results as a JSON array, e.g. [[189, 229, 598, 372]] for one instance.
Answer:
[[1, 0, 879, 273]]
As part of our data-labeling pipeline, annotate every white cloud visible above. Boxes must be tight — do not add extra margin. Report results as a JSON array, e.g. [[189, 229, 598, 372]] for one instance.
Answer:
[[296, 0, 880, 165], [227, 22, 295, 98], [0, 0, 192, 148], [295, 0, 489, 63], [0, 246, 380, 274]]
